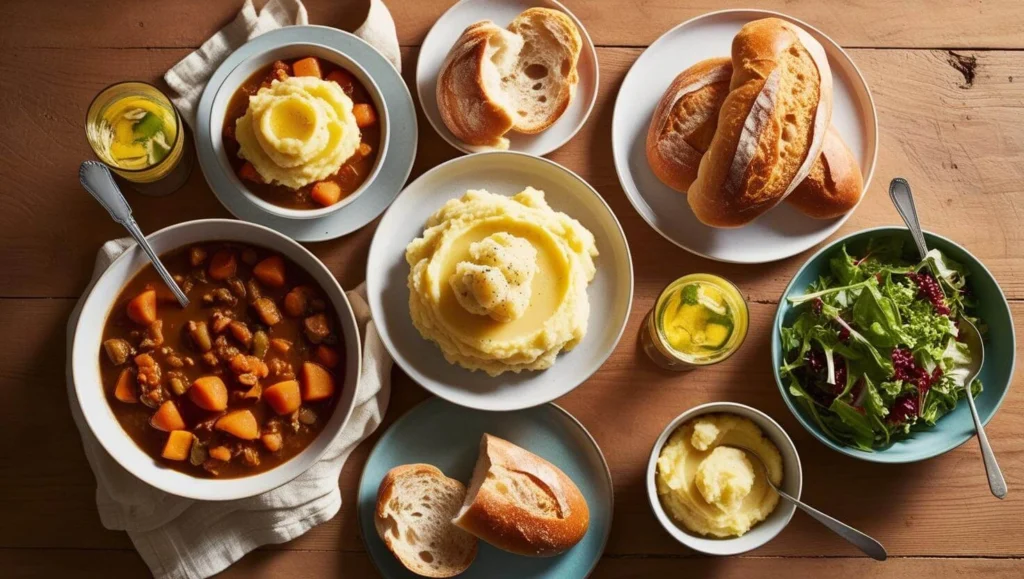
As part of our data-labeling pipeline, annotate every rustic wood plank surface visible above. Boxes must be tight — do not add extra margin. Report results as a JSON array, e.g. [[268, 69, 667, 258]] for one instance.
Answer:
[[1, 0, 1022, 577]]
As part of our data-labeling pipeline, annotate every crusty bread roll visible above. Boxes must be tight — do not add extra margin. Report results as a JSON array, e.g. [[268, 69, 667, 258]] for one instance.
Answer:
[[646, 57, 732, 193], [436, 8, 581, 149], [453, 434, 589, 557], [375, 464, 478, 577], [786, 126, 864, 218], [688, 18, 833, 227]]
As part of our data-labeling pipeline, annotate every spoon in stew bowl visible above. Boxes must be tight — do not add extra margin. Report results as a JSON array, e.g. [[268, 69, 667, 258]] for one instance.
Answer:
[[79, 161, 189, 308], [889, 177, 1007, 499], [727, 444, 887, 561]]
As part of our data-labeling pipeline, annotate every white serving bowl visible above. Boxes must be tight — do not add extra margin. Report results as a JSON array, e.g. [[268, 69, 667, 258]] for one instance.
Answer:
[[71, 219, 361, 501], [208, 42, 390, 220], [646, 402, 803, 556]]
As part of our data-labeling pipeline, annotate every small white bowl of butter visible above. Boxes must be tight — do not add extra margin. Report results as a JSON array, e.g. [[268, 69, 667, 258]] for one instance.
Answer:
[[646, 402, 802, 556]]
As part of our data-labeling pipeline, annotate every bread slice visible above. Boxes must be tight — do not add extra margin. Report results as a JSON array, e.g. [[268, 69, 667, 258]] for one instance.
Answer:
[[687, 18, 833, 227], [436, 8, 581, 148], [375, 464, 478, 577], [452, 434, 589, 557], [646, 57, 732, 192], [786, 126, 864, 218]]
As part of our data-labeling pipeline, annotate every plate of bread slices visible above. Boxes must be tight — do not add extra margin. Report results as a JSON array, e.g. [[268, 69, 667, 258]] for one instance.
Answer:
[[359, 397, 612, 578], [612, 10, 878, 263], [417, 0, 598, 155]]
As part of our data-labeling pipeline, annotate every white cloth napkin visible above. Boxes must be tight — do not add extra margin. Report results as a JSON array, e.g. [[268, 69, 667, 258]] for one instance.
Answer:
[[164, 0, 401, 128], [67, 240, 392, 579]]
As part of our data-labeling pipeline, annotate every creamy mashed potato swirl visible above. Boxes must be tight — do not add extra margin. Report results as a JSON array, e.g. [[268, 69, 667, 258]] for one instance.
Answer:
[[235, 76, 360, 190], [405, 188, 598, 376], [656, 414, 783, 538]]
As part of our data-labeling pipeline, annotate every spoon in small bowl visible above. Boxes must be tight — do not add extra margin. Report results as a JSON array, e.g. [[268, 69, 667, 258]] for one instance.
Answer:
[[79, 161, 189, 308], [890, 177, 1006, 499], [727, 445, 887, 560]]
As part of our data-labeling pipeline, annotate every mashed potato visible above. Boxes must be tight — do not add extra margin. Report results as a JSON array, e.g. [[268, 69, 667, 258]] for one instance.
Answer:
[[656, 414, 783, 538], [406, 188, 598, 376], [235, 76, 360, 190]]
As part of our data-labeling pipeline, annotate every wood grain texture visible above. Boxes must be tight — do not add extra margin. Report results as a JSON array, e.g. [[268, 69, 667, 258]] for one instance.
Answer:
[[4, 0, 1024, 49], [2, 0, 1024, 577]]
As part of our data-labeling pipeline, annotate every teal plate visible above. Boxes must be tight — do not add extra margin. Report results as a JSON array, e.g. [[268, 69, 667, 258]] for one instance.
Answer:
[[358, 398, 613, 577], [772, 227, 1016, 463]]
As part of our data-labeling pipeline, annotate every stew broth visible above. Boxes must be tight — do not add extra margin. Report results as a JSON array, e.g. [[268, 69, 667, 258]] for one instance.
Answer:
[[99, 242, 344, 478]]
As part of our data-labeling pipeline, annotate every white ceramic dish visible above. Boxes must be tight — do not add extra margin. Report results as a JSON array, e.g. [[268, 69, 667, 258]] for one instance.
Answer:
[[71, 219, 362, 501], [417, 0, 599, 156], [366, 152, 633, 411], [647, 402, 802, 556], [196, 26, 417, 241], [612, 9, 878, 263]]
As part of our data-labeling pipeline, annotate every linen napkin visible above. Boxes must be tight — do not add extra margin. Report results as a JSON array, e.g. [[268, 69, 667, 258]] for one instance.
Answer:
[[164, 0, 401, 128], [67, 240, 392, 579]]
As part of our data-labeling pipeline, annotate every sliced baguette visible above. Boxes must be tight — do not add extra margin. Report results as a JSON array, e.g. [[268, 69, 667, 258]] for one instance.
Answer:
[[452, 434, 589, 557], [436, 8, 581, 148], [688, 18, 833, 227], [375, 464, 478, 577]]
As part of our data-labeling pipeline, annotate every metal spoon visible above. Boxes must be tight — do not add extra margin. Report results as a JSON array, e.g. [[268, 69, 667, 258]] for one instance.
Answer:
[[889, 177, 1006, 499], [728, 445, 888, 561], [79, 161, 189, 308]]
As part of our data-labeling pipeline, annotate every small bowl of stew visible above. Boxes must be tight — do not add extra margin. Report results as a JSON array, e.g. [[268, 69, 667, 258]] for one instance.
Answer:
[[210, 43, 389, 219], [71, 219, 361, 500]]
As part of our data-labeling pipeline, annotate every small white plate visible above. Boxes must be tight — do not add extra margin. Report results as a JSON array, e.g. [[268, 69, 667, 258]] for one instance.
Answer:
[[195, 26, 417, 242], [366, 152, 633, 411], [417, 0, 599, 156], [612, 9, 878, 263]]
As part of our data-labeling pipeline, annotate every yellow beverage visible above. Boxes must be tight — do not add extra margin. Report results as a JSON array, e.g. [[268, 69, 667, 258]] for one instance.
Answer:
[[642, 274, 749, 370], [86, 82, 185, 185]]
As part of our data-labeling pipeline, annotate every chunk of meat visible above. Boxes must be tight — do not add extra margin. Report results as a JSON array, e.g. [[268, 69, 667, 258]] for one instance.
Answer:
[[189, 246, 208, 267], [138, 319, 164, 350], [303, 313, 331, 344], [103, 338, 133, 366], [253, 297, 282, 326]]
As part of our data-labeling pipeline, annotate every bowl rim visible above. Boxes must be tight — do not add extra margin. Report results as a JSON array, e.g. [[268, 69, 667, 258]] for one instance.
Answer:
[[71, 218, 362, 501], [209, 40, 391, 220], [771, 225, 1017, 463], [645, 401, 802, 556]]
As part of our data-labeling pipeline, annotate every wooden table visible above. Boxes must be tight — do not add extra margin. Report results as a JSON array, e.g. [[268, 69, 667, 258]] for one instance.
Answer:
[[2, 0, 1022, 576]]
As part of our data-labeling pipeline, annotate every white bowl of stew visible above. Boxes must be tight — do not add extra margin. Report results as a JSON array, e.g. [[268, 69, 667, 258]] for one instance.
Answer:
[[211, 43, 389, 219], [71, 219, 361, 501]]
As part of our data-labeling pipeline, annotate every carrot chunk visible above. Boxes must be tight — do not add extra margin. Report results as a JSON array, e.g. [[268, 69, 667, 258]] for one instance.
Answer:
[[253, 255, 286, 288], [215, 410, 259, 440], [238, 161, 263, 183], [264, 380, 302, 415], [325, 69, 355, 93], [270, 338, 292, 354], [292, 57, 322, 78], [161, 430, 194, 461], [262, 433, 283, 452], [352, 103, 377, 128], [311, 181, 342, 207], [113, 368, 137, 403], [189, 376, 228, 411], [316, 345, 339, 368], [208, 250, 237, 280], [301, 362, 335, 402], [209, 446, 232, 462], [126, 289, 158, 325], [151, 401, 187, 432]]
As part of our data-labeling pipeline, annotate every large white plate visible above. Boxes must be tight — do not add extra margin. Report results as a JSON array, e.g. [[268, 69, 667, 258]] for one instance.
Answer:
[[195, 26, 417, 242], [612, 9, 878, 263], [417, 0, 599, 156], [366, 152, 633, 411]]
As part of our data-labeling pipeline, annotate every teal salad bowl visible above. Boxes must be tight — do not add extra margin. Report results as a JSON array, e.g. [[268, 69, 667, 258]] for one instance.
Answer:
[[772, 227, 1015, 463]]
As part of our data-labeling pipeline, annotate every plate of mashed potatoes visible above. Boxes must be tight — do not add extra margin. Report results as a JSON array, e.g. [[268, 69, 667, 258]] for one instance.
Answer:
[[647, 402, 802, 556], [367, 152, 633, 411]]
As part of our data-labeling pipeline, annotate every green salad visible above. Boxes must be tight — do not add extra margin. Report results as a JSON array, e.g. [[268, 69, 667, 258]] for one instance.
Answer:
[[779, 237, 982, 451]]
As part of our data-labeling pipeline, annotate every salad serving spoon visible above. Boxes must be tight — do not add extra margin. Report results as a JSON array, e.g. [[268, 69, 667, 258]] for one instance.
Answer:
[[79, 161, 190, 308], [889, 177, 1007, 499], [728, 445, 887, 561]]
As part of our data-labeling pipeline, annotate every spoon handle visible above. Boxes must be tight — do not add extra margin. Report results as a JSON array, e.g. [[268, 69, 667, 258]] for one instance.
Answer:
[[79, 161, 190, 308], [964, 387, 1008, 498], [775, 488, 888, 561], [889, 177, 930, 260]]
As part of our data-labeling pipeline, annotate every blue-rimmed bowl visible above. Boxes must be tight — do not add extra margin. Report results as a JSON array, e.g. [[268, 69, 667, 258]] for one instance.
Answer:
[[772, 226, 1015, 463]]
